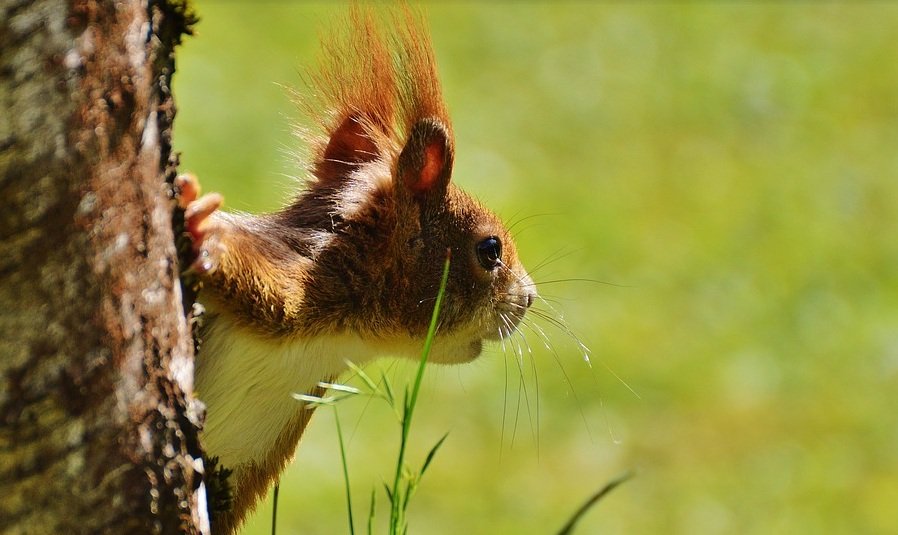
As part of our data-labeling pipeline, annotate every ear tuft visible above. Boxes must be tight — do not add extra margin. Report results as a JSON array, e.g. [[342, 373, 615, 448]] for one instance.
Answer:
[[315, 115, 380, 183], [397, 119, 453, 196]]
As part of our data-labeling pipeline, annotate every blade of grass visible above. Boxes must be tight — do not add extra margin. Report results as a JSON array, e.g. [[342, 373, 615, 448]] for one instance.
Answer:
[[556, 471, 634, 535], [420, 432, 449, 477], [367, 488, 376, 535], [389, 251, 451, 534], [346, 360, 381, 394], [292, 392, 356, 405], [381, 371, 396, 408], [319, 382, 362, 394], [401, 477, 414, 519], [271, 482, 279, 535], [334, 407, 355, 535]]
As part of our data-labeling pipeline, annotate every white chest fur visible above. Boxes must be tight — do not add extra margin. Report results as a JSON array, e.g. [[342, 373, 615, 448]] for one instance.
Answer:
[[195, 309, 379, 469]]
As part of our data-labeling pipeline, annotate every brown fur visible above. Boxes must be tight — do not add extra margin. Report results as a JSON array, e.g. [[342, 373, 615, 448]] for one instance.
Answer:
[[193, 7, 536, 533]]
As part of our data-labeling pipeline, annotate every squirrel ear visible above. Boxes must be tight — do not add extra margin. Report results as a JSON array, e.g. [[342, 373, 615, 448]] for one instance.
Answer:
[[397, 118, 454, 196], [315, 115, 380, 182]]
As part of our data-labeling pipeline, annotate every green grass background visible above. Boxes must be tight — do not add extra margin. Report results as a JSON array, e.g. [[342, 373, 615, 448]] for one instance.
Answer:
[[174, 3, 898, 534]]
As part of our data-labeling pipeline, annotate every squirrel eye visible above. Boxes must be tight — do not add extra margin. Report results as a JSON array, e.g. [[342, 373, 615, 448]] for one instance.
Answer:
[[475, 236, 502, 270]]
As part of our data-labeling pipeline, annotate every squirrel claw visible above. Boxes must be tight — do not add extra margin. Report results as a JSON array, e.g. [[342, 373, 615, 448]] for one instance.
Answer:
[[175, 173, 201, 208], [185, 192, 224, 239], [177, 173, 224, 275], [188, 250, 216, 275]]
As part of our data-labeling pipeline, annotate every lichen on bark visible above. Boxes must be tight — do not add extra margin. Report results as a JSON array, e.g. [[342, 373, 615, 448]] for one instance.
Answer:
[[0, 0, 205, 532]]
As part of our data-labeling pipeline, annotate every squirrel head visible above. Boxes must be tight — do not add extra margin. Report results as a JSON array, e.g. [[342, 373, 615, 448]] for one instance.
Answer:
[[279, 7, 535, 363]]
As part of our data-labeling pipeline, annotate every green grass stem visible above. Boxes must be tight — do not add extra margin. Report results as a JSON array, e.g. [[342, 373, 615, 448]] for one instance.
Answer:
[[271, 482, 278, 535], [389, 251, 452, 534], [334, 407, 355, 535], [556, 471, 633, 535]]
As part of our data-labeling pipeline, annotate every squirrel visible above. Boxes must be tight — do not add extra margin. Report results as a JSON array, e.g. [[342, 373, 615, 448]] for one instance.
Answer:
[[177, 7, 536, 533]]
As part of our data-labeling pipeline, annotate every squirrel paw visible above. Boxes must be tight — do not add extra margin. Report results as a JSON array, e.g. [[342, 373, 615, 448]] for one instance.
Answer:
[[176, 173, 224, 274]]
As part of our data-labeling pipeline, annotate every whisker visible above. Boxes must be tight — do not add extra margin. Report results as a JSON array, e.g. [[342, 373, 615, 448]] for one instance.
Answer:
[[501, 311, 531, 450], [518, 318, 593, 442], [521, 291, 639, 404], [499, 320, 509, 457], [532, 278, 631, 288], [527, 249, 576, 277], [513, 326, 537, 449], [525, 307, 641, 400], [490, 254, 641, 451], [593, 356, 642, 400], [511, 369, 523, 449], [497, 312, 517, 456], [523, 308, 590, 357], [515, 326, 540, 457], [506, 212, 560, 239], [600, 396, 622, 445], [501, 208, 529, 233], [495, 302, 542, 456], [505, 211, 558, 233], [502, 264, 588, 359]]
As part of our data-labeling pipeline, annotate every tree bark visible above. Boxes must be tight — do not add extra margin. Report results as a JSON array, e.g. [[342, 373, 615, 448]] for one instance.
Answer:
[[0, 0, 207, 532]]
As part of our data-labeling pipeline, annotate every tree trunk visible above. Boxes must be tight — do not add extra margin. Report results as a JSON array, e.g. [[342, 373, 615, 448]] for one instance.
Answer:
[[0, 0, 207, 532]]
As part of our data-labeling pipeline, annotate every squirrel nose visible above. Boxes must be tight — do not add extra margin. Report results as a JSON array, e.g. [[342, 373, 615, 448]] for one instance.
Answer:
[[521, 274, 537, 308]]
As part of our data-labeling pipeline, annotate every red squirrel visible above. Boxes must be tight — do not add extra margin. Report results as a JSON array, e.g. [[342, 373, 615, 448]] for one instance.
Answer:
[[178, 7, 536, 532]]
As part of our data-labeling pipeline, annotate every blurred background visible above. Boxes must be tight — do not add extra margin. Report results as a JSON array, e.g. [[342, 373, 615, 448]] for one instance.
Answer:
[[174, 3, 898, 534]]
